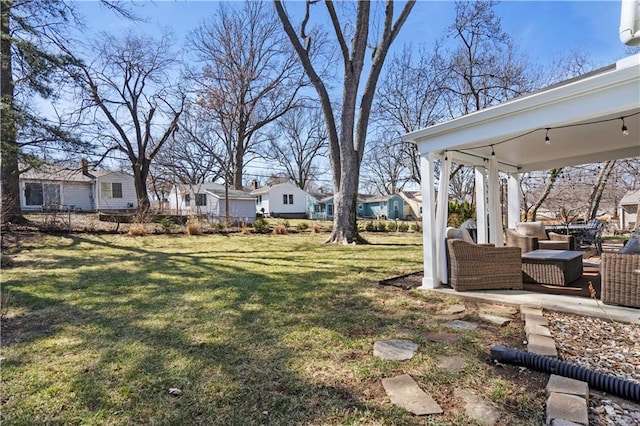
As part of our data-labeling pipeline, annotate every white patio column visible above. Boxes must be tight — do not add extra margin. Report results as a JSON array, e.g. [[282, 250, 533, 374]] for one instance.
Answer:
[[507, 173, 521, 228], [488, 153, 502, 245], [475, 167, 488, 244], [435, 153, 451, 284], [420, 153, 439, 289]]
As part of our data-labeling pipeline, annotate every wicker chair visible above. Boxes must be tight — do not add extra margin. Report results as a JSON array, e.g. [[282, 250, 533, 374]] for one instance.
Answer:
[[506, 222, 576, 253], [446, 239, 523, 292], [600, 253, 640, 308]]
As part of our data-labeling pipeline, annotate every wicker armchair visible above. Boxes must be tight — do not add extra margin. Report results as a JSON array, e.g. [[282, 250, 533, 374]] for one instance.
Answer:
[[506, 222, 575, 253], [446, 239, 523, 292], [600, 253, 640, 308]]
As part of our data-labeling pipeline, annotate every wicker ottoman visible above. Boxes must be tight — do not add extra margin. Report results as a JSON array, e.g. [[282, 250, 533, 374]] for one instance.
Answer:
[[521, 250, 583, 286], [600, 253, 640, 308]]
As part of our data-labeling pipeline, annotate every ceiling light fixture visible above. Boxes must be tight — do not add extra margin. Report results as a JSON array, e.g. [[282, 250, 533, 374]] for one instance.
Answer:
[[621, 117, 629, 136], [544, 128, 550, 145]]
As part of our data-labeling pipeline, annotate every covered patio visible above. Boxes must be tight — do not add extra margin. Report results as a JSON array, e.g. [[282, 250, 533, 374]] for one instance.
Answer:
[[401, 54, 640, 291]]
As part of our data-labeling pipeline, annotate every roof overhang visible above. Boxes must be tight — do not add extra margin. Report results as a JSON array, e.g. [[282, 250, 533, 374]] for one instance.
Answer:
[[402, 54, 640, 172]]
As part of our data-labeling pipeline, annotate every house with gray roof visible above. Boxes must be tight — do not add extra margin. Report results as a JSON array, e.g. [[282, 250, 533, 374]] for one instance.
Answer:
[[19, 161, 137, 212]]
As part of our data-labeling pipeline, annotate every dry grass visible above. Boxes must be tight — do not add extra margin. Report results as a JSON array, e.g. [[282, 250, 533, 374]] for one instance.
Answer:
[[1, 232, 546, 425]]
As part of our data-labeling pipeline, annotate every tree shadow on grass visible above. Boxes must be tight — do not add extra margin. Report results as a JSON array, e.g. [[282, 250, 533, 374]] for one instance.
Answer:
[[1, 234, 431, 424]]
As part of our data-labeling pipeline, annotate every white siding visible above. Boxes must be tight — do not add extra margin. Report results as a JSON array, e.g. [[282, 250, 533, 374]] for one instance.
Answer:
[[253, 182, 308, 215], [61, 182, 93, 211], [95, 172, 137, 211]]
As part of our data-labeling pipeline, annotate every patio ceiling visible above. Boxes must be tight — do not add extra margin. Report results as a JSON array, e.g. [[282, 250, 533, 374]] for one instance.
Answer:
[[402, 54, 640, 172]]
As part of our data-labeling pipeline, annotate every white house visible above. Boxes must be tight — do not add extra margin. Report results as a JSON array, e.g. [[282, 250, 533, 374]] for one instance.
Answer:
[[619, 189, 639, 231], [250, 181, 310, 218], [19, 162, 137, 212], [169, 182, 256, 224]]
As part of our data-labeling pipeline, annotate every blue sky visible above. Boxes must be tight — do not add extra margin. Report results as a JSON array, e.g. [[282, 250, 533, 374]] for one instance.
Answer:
[[75, 1, 630, 68]]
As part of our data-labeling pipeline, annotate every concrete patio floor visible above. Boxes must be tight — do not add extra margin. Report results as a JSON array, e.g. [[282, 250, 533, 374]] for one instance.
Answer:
[[431, 286, 640, 324], [433, 242, 640, 324]]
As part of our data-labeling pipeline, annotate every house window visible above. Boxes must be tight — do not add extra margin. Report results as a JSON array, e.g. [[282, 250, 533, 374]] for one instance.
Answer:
[[25, 183, 44, 206], [283, 194, 293, 205], [184, 194, 191, 207], [256, 195, 262, 204], [101, 182, 123, 198], [195, 193, 207, 206]]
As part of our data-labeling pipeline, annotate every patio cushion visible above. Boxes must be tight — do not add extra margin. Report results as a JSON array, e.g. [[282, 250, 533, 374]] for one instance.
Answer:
[[620, 229, 640, 254], [515, 222, 548, 240], [446, 227, 475, 244]]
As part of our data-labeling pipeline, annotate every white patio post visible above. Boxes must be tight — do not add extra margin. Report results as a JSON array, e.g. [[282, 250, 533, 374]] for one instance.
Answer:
[[420, 153, 439, 289], [507, 173, 521, 228], [488, 153, 503, 245], [435, 153, 451, 284], [475, 167, 488, 244]]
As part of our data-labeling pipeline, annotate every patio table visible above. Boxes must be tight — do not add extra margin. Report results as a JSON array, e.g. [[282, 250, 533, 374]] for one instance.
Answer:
[[521, 250, 583, 286]]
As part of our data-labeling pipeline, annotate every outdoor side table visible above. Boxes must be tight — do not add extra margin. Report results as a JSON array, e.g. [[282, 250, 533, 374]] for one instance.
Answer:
[[521, 250, 583, 286]]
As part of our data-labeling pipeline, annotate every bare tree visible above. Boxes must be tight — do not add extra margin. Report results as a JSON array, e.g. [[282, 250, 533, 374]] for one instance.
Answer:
[[443, 0, 533, 117], [275, 0, 415, 244], [361, 134, 411, 196], [373, 44, 447, 184], [71, 31, 185, 213], [154, 106, 226, 185], [265, 106, 328, 190], [586, 161, 617, 220], [188, 1, 305, 190]]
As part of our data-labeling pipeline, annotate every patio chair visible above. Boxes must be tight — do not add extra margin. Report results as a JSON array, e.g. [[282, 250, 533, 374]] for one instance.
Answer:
[[446, 239, 523, 292], [577, 219, 604, 254], [506, 221, 576, 253], [600, 252, 640, 308]]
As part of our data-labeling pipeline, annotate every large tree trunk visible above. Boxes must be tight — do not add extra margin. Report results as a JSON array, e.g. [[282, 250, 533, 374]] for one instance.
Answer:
[[0, 0, 24, 224], [529, 168, 562, 221], [587, 160, 616, 220], [133, 160, 151, 213]]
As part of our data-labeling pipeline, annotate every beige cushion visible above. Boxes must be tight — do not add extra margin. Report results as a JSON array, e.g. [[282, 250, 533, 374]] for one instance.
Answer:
[[515, 222, 548, 240], [446, 227, 475, 244]]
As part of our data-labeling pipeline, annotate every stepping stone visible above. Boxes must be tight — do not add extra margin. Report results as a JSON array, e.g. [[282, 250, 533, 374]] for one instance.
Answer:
[[454, 388, 502, 426], [382, 374, 443, 415], [445, 320, 478, 330], [479, 313, 511, 326], [546, 375, 589, 399], [438, 304, 466, 315], [546, 392, 588, 425], [525, 322, 552, 338], [425, 331, 460, 344], [374, 339, 419, 361], [436, 355, 466, 373], [527, 334, 558, 357]]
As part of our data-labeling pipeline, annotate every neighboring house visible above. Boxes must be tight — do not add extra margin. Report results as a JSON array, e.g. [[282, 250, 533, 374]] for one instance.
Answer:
[[307, 193, 334, 221], [357, 193, 406, 220], [618, 189, 639, 231], [307, 191, 418, 221], [398, 191, 422, 220], [19, 162, 137, 212], [169, 182, 256, 224], [251, 182, 310, 219]]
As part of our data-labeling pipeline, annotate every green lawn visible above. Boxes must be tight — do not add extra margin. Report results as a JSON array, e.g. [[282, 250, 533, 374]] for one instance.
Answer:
[[1, 232, 545, 425]]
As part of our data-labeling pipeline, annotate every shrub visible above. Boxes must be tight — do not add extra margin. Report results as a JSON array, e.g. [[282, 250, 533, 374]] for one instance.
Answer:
[[410, 222, 421, 233], [386, 221, 397, 232], [297, 222, 309, 231], [241, 224, 251, 234], [252, 217, 270, 234], [273, 224, 288, 235], [158, 216, 175, 234], [311, 223, 321, 233], [363, 221, 375, 232], [213, 222, 225, 233], [128, 223, 147, 236], [186, 220, 203, 236], [375, 221, 387, 232], [398, 222, 410, 232]]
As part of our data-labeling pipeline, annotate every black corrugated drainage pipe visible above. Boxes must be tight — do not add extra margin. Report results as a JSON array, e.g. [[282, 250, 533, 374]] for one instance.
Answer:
[[491, 345, 640, 403]]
